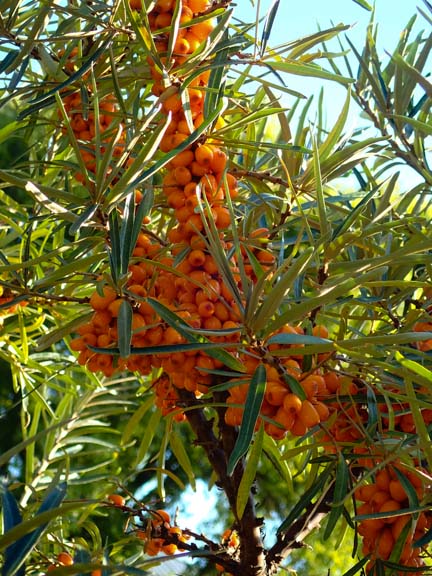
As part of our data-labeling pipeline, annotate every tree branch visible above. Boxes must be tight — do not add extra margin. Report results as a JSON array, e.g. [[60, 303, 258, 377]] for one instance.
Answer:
[[179, 388, 266, 575]]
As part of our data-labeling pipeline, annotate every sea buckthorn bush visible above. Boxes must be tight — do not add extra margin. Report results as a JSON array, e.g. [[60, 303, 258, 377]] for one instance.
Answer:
[[0, 1, 431, 576]]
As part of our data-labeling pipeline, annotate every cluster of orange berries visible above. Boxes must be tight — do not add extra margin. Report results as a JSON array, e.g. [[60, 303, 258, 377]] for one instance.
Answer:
[[319, 376, 432, 462], [70, 1, 245, 405], [355, 464, 431, 574], [215, 529, 239, 574], [58, 48, 128, 184], [137, 509, 189, 557], [225, 325, 334, 440], [70, 227, 242, 389]]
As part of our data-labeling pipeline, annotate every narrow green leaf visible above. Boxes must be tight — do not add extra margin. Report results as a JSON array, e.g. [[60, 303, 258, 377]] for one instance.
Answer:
[[108, 210, 121, 285], [204, 31, 228, 121], [19, 36, 113, 114], [260, 0, 280, 56], [413, 527, 432, 548], [324, 454, 349, 540], [169, 432, 196, 491], [121, 397, 154, 446], [277, 464, 333, 534], [118, 300, 133, 359], [342, 555, 371, 576], [236, 424, 264, 519], [36, 313, 93, 352], [262, 435, 293, 491], [0, 501, 91, 551], [318, 88, 350, 162], [405, 377, 432, 471], [227, 364, 266, 476], [261, 59, 354, 85], [268, 268, 386, 333], [166, 0, 182, 62], [351, 0, 372, 10], [2, 481, 67, 576], [267, 334, 332, 346], [312, 134, 331, 242], [135, 410, 161, 467], [119, 194, 135, 276], [69, 205, 98, 236], [253, 247, 314, 332], [1, 489, 22, 534]]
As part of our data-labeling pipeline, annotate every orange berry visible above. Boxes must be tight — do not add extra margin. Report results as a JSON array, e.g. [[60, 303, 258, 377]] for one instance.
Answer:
[[92, 310, 112, 331], [198, 300, 215, 318], [164, 326, 183, 345], [283, 393, 302, 415], [189, 0, 211, 12], [188, 249, 206, 267], [162, 543, 178, 555], [145, 538, 163, 556], [189, 160, 207, 178], [370, 490, 390, 511], [389, 479, 408, 503], [154, 509, 171, 524], [274, 407, 295, 431], [298, 399, 320, 428], [290, 417, 308, 437], [129, 0, 142, 9], [70, 337, 85, 352], [184, 31, 201, 52], [355, 483, 379, 502], [174, 37, 190, 55], [108, 493, 126, 506], [312, 324, 329, 339], [376, 468, 391, 491], [162, 92, 183, 114], [174, 166, 193, 186], [265, 382, 287, 406], [210, 148, 227, 173], [191, 18, 216, 41], [378, 499, 401, 523], [57, 552, 74, 566], [377, 528, 395, 559], [195, 144, 214, 167], [90, 286, 117, 311], [170, 149, 195, 168], [313, 400, 329, 421], [155, 0, 174, 11], [155, 11, 172, 29], [108, 298, 124, 318]]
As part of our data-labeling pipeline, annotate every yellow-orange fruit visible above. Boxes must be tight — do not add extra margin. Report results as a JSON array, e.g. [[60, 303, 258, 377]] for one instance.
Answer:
[[389, 479, 408, 503], [378, 500, 401, 523], [283, 393, 302, 415], [57, 552, 74, 566], [154, 509, 171, 524], [108, 493, 126, 506], [298, 399, 320, 428], [90, 286, 117, 310], [189, 0, 212, 12], [195, 144, 214, 167]]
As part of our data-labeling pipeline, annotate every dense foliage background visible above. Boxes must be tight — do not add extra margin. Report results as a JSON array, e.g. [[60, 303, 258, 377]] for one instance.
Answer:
[[0, 0, 431, 575]]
